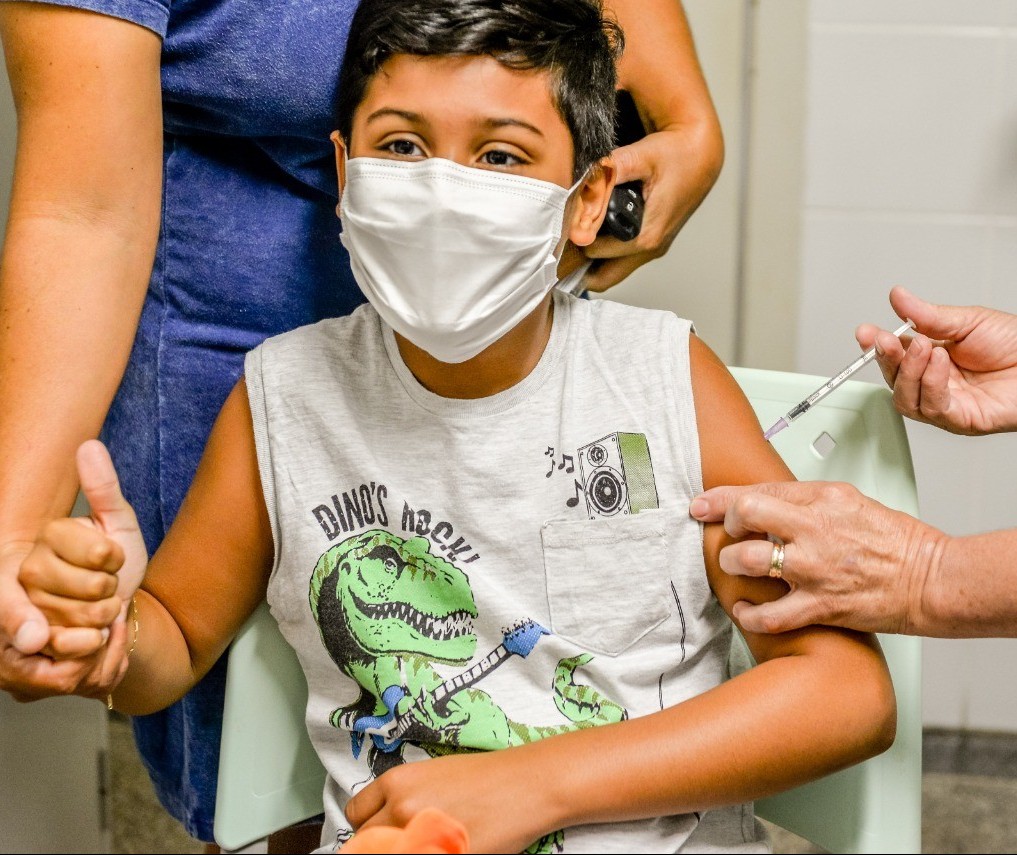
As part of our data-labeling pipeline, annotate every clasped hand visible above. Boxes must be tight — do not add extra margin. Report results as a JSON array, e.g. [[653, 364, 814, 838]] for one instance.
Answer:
[[6, 441, 146, 702]]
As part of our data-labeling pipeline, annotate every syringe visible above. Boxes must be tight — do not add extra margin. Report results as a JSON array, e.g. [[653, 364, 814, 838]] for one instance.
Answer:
[[763, 318, 916, 442]]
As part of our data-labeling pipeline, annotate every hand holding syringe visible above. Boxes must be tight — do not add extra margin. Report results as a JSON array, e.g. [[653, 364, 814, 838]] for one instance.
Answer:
[[764, 319, 916, 441]]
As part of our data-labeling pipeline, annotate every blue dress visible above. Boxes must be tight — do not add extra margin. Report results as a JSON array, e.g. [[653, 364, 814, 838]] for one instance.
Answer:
[[7, 0, 364, 840]]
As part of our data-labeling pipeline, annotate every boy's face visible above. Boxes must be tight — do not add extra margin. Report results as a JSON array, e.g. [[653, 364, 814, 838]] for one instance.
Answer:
[[333, 54, 612, 250]]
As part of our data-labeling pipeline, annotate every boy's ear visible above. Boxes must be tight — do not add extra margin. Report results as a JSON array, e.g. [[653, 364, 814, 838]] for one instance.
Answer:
[[331, 131, 348, 200], [566, 156, 616, 248]]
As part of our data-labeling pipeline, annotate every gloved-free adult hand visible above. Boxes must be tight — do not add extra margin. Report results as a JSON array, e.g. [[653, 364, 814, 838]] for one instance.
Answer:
[[857, 287, 1017, 436]]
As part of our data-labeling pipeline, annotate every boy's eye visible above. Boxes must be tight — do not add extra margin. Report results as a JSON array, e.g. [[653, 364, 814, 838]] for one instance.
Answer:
[[480, 149, 524, 168], [385, 139, 424, 158]]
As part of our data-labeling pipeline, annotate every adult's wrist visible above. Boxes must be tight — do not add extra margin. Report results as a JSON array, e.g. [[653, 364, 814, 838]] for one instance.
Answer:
[[904, 524, 953, 636], [0, 538, 36, 561]]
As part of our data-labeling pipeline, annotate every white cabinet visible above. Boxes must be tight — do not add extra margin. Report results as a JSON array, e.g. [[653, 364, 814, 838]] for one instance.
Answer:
[[0, 695, 109, 853]]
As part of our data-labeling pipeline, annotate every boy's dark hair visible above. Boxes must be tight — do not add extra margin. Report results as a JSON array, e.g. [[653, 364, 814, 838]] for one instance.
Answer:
[[336, 0, 624, 179]]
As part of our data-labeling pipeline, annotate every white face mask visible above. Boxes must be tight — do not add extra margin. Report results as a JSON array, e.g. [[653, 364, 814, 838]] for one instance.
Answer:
[[339, 156, 582, 364]]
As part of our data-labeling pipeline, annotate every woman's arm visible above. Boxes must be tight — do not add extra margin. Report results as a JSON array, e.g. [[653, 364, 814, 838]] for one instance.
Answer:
[[0, 4, 162, 668], [19, 382, 274, 714], [345, 337, 895, 854], [585, 0, 724, 291]]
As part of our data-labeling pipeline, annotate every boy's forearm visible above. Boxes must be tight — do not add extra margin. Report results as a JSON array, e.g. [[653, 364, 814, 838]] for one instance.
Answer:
[[511, 639, 894, 831], [108, 591, 204, 715], [918, 528, 1017, 638]]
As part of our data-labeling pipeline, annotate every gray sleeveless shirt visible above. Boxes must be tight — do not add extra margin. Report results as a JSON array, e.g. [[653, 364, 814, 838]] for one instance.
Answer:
[[246, 290, 767, 853]]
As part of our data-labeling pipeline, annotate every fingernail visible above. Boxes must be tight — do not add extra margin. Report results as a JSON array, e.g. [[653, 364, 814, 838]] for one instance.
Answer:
[[689, 498, 708, 519], [874, 339, 884, 356], [13, 620, 45, 653], [100, 627, 110, 644]]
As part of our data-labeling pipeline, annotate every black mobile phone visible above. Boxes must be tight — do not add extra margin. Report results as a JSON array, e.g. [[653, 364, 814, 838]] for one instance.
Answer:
[[598, 90, 646, 242]]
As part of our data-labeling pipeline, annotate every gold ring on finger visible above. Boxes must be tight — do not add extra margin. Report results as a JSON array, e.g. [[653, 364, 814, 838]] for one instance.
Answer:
[[769, 542, 785, 579]]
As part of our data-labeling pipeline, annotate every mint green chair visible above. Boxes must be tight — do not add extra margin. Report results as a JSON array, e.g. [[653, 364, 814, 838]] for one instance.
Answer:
[[214, 369, 922, 854], [732, 368, 922, 855]]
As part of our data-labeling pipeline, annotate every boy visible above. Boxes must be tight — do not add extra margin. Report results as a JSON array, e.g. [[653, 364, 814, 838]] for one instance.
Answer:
[[21, 1, 895, 852]]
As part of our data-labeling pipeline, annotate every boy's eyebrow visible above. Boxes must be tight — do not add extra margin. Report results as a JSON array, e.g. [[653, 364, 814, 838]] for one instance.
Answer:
[[365, 108, 426, 125], [364, 109, 543, 138], [482, 117, 544, 137]]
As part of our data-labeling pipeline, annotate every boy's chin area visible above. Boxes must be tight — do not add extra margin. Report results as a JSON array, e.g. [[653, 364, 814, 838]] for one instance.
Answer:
[[393, 291, 557, 400]]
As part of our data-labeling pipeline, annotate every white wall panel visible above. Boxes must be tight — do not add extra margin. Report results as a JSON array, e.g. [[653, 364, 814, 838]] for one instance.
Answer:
[[800, 2, 1017, 731], [811, 0, 1006, 27], [602, 0, 746, 362], [805, 27, 1007, 214]]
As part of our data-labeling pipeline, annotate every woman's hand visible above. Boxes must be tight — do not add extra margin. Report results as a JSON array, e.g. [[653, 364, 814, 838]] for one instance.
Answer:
[[1, 616, 130, 703], [690, 481, 949, 635], [0, 538, 122, 702], [586, 0, 724, 292], [857, 287, 1017, 435], [583, 124, 722, 292]]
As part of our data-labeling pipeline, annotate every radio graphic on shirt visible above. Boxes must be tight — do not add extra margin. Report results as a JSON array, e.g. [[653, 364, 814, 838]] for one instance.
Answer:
[[571, 432, 659, 519]]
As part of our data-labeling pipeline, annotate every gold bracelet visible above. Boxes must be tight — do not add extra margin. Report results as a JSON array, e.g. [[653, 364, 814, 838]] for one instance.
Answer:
[[107, 596, 140, 711], [127, 595, 140, 658]]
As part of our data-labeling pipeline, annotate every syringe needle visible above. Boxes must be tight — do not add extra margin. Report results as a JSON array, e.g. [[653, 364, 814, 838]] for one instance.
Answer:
[[763, 318, 915, 442]]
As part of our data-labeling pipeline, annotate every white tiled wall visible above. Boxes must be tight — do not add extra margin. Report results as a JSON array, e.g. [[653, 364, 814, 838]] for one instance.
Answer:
[[799, 2, 1017, 730], [603, 0, 747, 362]]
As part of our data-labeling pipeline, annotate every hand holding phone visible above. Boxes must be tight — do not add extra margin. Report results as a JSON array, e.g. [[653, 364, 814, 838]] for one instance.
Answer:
[[598, 91, 646, 242]]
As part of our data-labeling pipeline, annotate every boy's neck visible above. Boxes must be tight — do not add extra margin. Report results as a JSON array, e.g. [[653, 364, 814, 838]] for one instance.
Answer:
[[394, 293, 556, 399]]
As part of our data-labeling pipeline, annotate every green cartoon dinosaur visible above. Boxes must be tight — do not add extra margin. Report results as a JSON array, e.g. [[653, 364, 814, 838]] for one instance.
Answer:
[[309, 529, 628, 853]]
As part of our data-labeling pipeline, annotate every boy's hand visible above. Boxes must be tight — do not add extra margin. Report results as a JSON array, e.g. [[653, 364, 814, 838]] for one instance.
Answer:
[[345, 750, 557, 854], [19, 441, 148, 647]]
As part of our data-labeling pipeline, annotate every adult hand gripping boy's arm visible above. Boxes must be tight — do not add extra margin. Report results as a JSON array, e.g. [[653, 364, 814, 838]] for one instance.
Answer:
[[343, 338, 896, 853], [583, 0, 724, 292]]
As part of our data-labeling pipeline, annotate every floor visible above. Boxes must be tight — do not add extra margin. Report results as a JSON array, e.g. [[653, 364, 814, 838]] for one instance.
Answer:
[[108, 717, 1017, 853]]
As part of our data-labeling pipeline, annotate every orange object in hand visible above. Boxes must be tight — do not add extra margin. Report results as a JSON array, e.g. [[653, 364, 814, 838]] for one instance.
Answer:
[[338, 808, 469, 854]]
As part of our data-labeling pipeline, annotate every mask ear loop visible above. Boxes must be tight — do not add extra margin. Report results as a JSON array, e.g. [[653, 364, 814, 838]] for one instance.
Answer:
[[553, 166, 594, 262], [568, 166, 592, 196], [335, 143, 351, 218]]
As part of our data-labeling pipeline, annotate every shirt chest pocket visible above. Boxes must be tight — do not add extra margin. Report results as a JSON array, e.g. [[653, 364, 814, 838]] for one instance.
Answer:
[[540, 509, 678, 657]]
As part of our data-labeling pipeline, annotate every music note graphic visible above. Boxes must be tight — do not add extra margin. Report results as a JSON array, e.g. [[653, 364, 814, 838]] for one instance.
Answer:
[[565, 479, 584, 508]]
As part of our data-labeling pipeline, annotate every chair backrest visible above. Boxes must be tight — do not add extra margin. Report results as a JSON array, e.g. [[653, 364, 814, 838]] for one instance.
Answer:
[[214, 368, 922, 854], [731, 368, 922, 855]]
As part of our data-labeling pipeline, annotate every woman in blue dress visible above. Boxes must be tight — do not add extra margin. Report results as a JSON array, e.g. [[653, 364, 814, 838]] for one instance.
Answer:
[[0, 0, 723, 844]]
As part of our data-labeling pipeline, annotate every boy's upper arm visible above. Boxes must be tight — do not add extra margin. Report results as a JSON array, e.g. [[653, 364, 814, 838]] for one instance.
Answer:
[[687, 334, 877, 664], [142, 378, 274, 676]]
